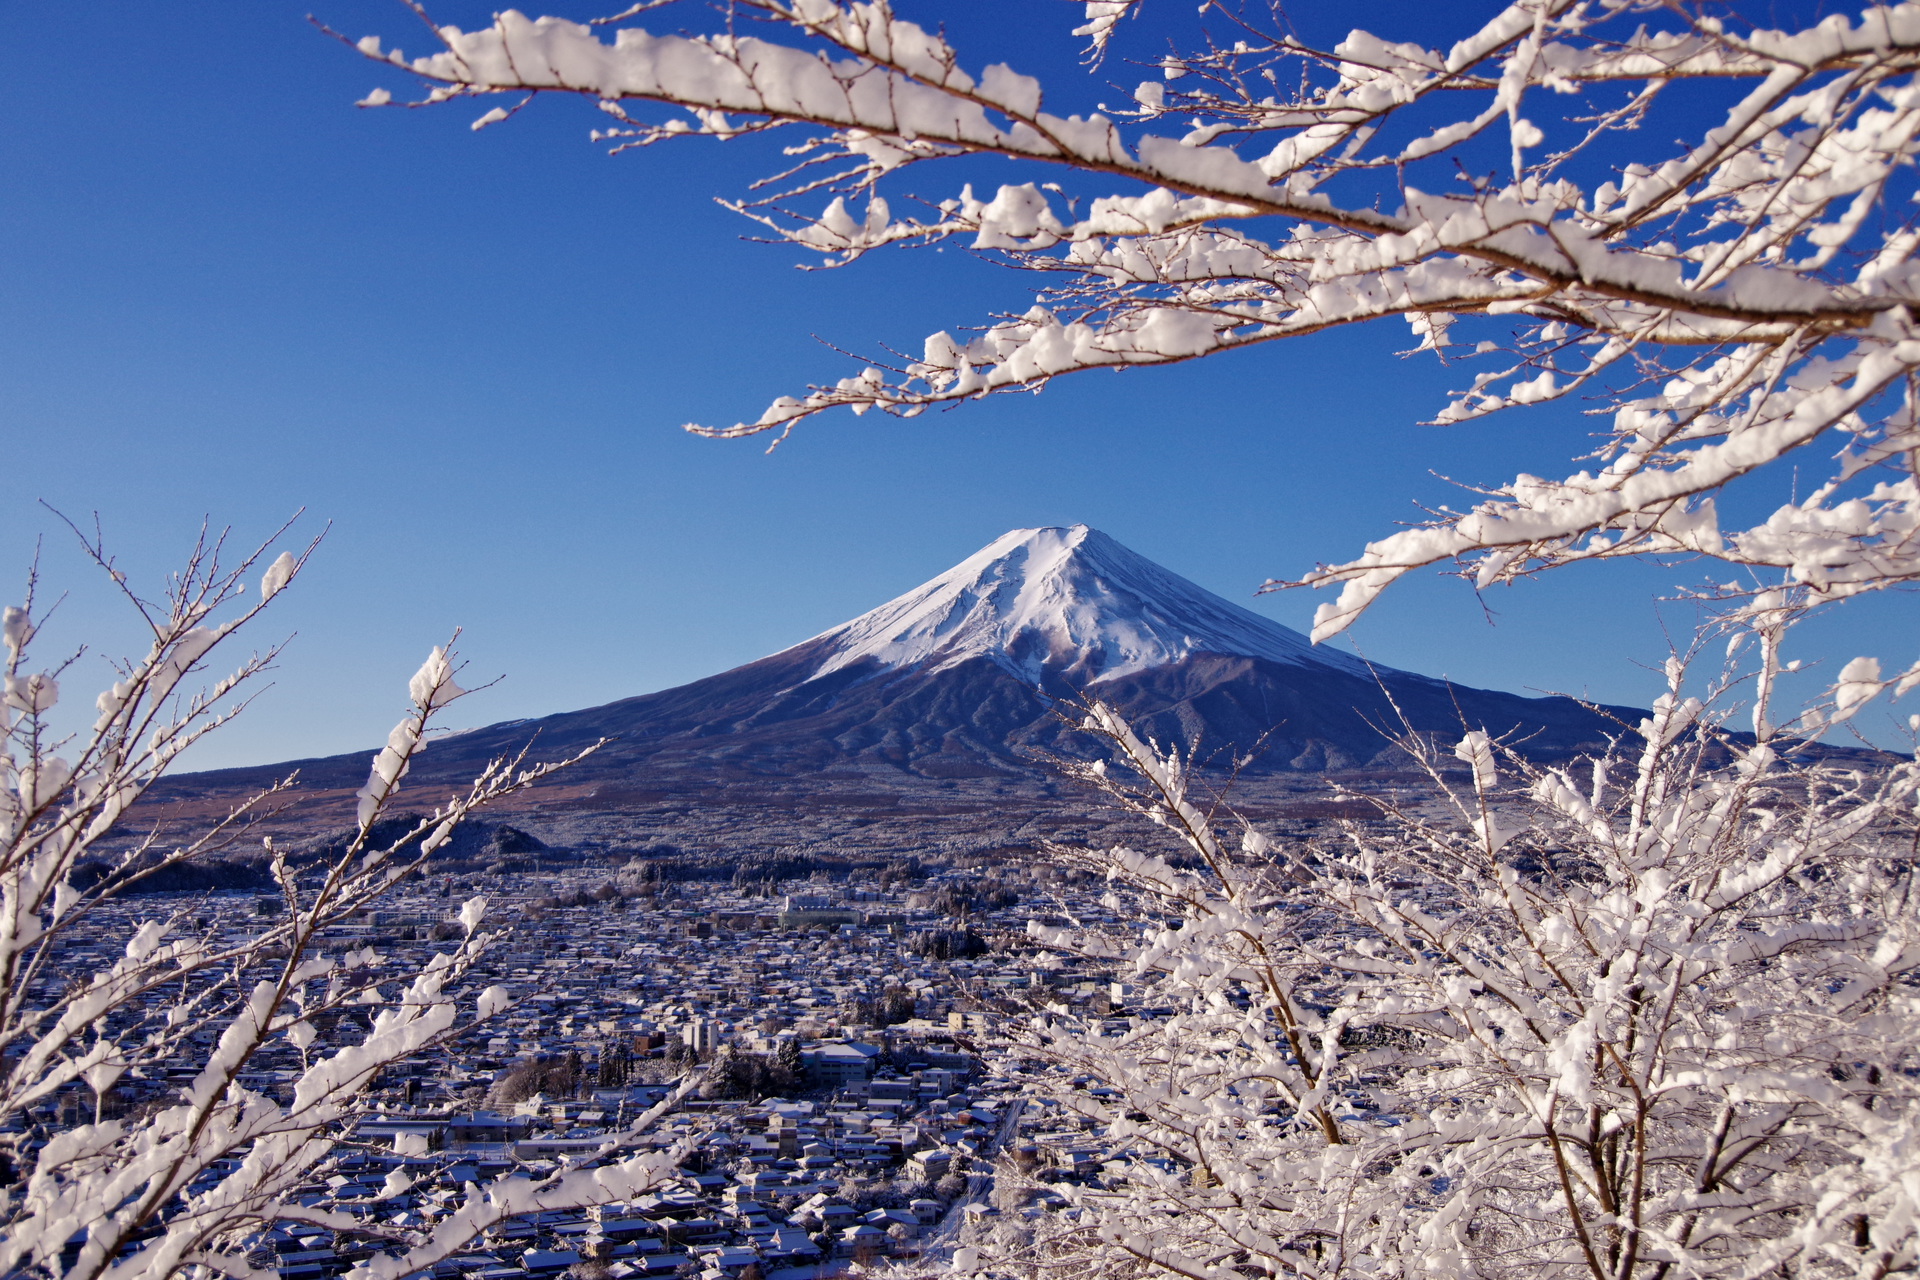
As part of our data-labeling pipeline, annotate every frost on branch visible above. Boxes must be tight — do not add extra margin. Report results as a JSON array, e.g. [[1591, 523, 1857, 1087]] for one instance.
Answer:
[[0, 525, 639, 1280], [352, 1, 1920, 630], [355, 644, 468, 829], [1015, 650, 1920, 1280]]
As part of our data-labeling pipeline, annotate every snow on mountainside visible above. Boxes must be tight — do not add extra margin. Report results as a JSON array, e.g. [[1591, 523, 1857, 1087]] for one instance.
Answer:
[[799, 524, 1380, 686], [158, 524, 1657, 816]]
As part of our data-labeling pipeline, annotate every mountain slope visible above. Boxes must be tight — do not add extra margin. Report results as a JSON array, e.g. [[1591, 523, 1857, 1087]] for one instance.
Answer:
[[162, 526, 1637, 811]]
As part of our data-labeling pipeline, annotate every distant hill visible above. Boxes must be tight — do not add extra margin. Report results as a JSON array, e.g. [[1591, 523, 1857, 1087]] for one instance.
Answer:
[[74, 818, 555, 892]]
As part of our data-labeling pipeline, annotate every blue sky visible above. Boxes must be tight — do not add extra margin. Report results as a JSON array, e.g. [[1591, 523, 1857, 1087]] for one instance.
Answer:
[[2, 1, 1912, 768]]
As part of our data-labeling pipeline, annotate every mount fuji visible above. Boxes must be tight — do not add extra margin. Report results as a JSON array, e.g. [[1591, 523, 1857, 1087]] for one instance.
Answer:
[[173, 526, 1634, 809]]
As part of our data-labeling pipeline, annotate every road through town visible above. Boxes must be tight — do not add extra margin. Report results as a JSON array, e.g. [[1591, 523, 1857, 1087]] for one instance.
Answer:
[[920, 1099, 1026, 1267]]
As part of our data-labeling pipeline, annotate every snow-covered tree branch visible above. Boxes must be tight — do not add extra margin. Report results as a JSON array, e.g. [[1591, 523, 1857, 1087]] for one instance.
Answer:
[[0, 526, 681, 1280], [346, 0, 1920, 636], [1005, 660, 1920, 1279]]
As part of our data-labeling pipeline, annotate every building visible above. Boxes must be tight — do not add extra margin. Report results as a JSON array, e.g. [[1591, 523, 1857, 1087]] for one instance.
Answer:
[[802, 1042, 881, 1086]]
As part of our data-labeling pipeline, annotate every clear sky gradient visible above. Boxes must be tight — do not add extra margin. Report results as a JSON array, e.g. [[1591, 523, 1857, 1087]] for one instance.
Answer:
[[3, 1, 1912, 768]]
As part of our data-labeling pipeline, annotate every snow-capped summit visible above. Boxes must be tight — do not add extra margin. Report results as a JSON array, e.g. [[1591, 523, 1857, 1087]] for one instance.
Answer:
[[799, 524, 1376, 685]]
